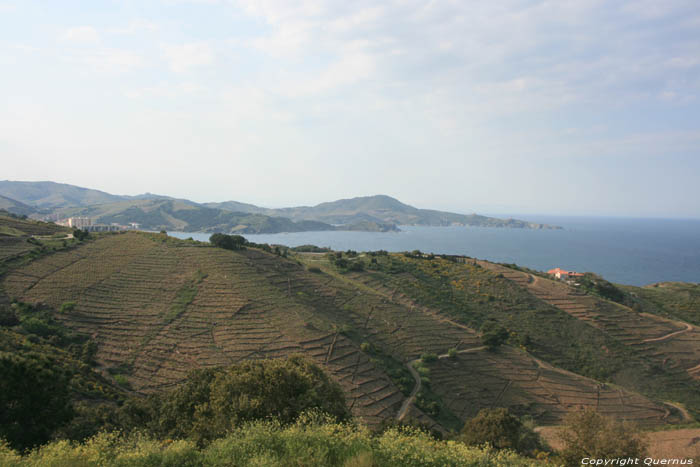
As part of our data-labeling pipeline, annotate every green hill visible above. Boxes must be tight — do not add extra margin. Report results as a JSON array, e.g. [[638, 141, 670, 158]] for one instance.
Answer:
[[0, 196, 36, 217], [1, 181, 559, 231], [53, 198, 389, 234], [0, 181, 126, 209], [208, 194, 562, 229]]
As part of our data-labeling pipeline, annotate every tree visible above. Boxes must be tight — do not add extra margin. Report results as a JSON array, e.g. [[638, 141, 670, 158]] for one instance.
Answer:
[[209, 233, 247, 251], [481, 321, 509, 349], [131, 356, 349, 445], [557, 409, 647, 465], [208, 355, 349, 432], [0, 353, 74, 451], [73, 229, 89, 241], [460, 408, 543, 455]]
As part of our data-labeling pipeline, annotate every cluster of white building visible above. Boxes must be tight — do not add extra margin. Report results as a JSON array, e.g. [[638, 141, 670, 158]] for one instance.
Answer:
[[56, 217, 141, 232]]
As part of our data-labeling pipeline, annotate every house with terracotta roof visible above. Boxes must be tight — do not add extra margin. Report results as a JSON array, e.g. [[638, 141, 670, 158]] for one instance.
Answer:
[[547, 267, 584, 280]]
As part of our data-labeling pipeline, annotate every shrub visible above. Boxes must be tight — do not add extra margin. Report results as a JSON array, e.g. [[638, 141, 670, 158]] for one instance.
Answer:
[[460, 408, 544, 456], [209, 233, 247, 251], [128, 356, 350, 445], [0, 307, 19, 327], [557, 408, 647, 465], [307, 266, 322, 273], [420, 353, 438, 363], [447, 348, 458, 359], [481, 322, 509, 350], [73, 229, 90, 241], [577, 273, 627, 304], [59, 302, 76, 314], [0, 353, 74, 451], [2, 420, 540, 466]]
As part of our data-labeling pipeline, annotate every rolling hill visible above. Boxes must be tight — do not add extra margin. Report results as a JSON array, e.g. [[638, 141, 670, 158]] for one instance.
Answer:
[[0, 195, 36, 217], [53, 198, 396, 234], [207, 194, 562, 229], [2, 181, 560, 232], [0, 181, 126, 209], [1, 215, 697, 437]]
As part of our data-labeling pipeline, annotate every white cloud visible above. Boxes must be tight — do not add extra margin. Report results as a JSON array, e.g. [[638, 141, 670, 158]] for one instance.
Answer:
[[162, 42, 214, 72], [110, 19, 159, 35], [63, 48, 143, 73], [123, 82, 203, 99], [62, 26, 100, 43]]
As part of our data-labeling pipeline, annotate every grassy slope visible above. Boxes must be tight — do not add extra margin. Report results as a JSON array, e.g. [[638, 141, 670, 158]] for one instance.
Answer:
[[1, 225, 697, 432], [311, 253, 700, 423], [622, 282, 700, 326], [0, 214, 74, 268]]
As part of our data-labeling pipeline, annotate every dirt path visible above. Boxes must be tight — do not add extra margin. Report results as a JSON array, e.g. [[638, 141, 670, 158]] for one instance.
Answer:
[[643, 322, 693, 343], [397, 362, 422, 421], [396, 346, 487, 421], [664, 401, 694, 423]]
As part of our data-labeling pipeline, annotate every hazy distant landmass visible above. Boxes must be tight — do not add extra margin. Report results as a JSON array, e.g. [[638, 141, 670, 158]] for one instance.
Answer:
[[0, 181, 561, 234], [0, 194, 36, 217], [206, 194, 560, 230]]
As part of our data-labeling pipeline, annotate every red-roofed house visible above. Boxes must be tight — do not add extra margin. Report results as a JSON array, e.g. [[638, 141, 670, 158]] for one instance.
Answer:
[[547, 268, 584, 280]]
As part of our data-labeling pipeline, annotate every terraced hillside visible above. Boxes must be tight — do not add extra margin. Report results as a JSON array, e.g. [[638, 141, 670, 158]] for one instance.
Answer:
[[482, 263, 700, 383], [2, 233, 415, 428], [0, 213, 71, 263], [1, 232, 690, 433]]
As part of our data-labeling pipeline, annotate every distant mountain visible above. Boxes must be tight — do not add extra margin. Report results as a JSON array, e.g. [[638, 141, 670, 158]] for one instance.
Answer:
[[2, 181, 560, 232], [209, 194, 561, 230], [55, 198, 329, 234], [0, 181, 125, 209], [0, 195, 36, 217], [55, 198, 397, 234]]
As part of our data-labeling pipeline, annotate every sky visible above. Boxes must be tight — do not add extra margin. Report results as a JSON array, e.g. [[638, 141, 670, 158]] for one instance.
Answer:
[[1, 0, 699, 218]]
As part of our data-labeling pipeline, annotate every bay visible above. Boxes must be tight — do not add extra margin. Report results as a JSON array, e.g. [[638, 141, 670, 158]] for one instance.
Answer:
[[168, 216, 700, 286]]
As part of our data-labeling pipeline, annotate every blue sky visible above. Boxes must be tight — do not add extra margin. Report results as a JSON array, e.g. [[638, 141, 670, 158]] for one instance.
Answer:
[[1, 0, 699, 217]]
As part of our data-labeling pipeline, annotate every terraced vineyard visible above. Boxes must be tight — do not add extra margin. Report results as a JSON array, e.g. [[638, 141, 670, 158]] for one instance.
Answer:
[[0, 236, 35, 261], [428, 347, 676, 427], [0, 213, 67, 237], [481, 262, 700, 384], [1, 230, 697, 433], [0, 214, 72, 264], [1, 233, 414, 428]]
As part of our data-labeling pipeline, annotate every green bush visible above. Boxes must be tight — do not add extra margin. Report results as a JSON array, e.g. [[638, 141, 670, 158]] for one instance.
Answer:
[[0, 307, 19, 327], [0, 418, 540, 466], [59, 301, 76, 314], [209, 233, 247, 251], [0, 353, 74, 451], [481, 322, 509, 350], [420, 352, 438, 363], [578, 273, 627, 304], [122, 355, 350, 445], [460, 408, 544, 456], [557, 408, 647, 465]]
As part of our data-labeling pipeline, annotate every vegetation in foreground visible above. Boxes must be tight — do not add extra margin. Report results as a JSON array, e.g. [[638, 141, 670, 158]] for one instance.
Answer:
[[0, 417, 540, 467]]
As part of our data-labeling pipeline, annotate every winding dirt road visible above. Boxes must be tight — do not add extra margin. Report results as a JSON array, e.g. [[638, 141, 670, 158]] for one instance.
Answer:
[[643, 322, 693, 343], [396, 346, 487, 421]]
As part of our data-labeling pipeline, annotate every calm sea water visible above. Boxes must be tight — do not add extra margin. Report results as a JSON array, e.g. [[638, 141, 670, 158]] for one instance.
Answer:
[[168, 216, 700, 286]]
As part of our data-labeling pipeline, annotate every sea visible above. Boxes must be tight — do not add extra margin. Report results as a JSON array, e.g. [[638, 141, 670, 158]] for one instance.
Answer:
[[168, 216, 700, 287]]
